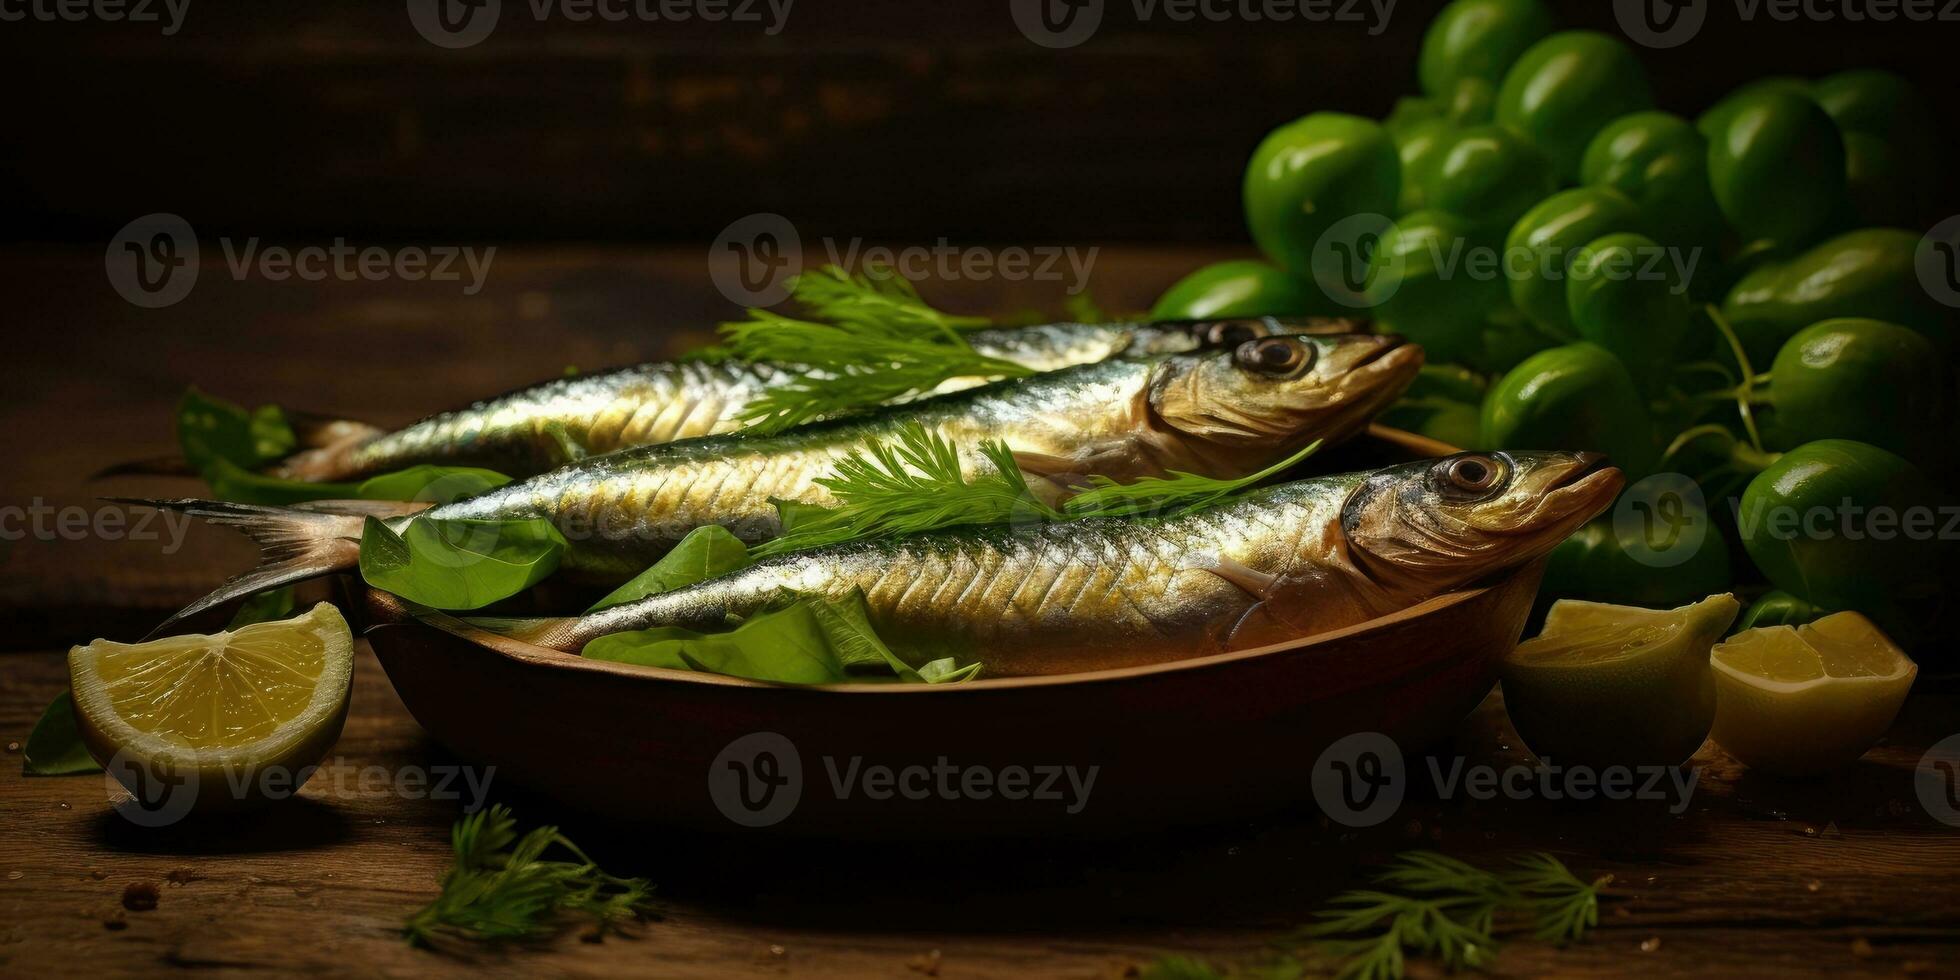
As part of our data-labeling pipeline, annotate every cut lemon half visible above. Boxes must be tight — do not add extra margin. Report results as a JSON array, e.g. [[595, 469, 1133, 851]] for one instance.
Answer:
[[70, 602, 354, 811], [1502, 594, 1740, 768], [1710, 611, 1915, 776]]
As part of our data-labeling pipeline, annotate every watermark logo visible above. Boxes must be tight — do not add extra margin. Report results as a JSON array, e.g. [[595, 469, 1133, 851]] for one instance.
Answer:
[[104, 752, 498, 827], [707, 732, 1098, 827], [709, 732, 804, 828], [1917, 733, 1960, 828], [1312, 731, 1406, 827], [1615, 0, 1707, 48], [709, 212, 803, 307], [707, 212, 1099, 308], [1010, 0, 1104, 48], [104, 749, 202, 829], [409, 0, 792, 47], [1310, 213, 1397, 310], [104, 214, 497, 308], [1615, 473, 1708, 568], [407, 0, 502, 48], [106, 213, 199, 309], [0, 0, 189, 34], [1, 499, 193, 553], [1918, 215, 1960, 309]]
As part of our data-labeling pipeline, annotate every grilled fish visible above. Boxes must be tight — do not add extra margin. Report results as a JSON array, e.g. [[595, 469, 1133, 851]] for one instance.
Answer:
[[269, 316, 1360, 481], [135, 332, 1418, 634], [495, 451, 1623, 675]]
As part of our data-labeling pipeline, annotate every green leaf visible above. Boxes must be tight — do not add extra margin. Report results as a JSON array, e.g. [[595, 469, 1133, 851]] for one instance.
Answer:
[[355, 465, 512, 505], [587, 525, 751, 613], [359, 515, 567, 610], [585, 590, 979, 686], [227, 586, 297, 628], [1064, 440, 1323, 521], [176, 387, 297, 475], [23, 692, 99, 776]]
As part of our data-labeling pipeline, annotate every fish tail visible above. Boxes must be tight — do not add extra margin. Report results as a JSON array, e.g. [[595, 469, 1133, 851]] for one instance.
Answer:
[[108, 498, 367, 639], [461, 615, 589, 653]]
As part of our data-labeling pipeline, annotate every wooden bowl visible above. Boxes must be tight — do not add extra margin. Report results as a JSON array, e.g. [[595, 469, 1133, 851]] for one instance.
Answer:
[[360, 562, 1542, 838], [358, 427, 1538, 837]]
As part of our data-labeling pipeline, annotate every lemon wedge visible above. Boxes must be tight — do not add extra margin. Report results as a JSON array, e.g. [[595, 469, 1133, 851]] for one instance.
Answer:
[[1502, 594, 1740, 768], [1710, 612, 1916, 776], [70, 602, 354, 812]]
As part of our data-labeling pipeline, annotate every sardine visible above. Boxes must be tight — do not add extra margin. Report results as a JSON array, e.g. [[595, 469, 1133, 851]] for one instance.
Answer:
[[496, 451, 1624, 676], [131, 332, 1418, 635], [269, 316, 1361, 481]]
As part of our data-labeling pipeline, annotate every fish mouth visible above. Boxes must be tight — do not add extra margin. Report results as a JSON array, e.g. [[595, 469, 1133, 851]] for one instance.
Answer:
[[1538, 453, 1625, 524], [1334, 336, 1424, 403]]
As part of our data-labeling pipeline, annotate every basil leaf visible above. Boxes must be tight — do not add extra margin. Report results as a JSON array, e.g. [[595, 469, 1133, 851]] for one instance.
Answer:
[[23, 692, 100, 776], [358, 515, 566, 610], [202, 456, 362, 506], [355, 465, 511, 505], [772, 498, 834, 534], [177, 387, 297, 475], [585, 590, 979, 686], [587, 526, 751, 613], [227, 586, 297, 628]]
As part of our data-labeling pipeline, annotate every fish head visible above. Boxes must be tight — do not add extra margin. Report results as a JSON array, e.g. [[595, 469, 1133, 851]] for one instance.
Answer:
[[1132, 316, 1376, 355], [1340, 451, 1625, 589], [1145, 333, 1423, 454]]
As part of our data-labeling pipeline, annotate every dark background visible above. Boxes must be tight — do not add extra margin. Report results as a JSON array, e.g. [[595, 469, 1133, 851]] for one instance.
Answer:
[[2, 0, 1955, 248]]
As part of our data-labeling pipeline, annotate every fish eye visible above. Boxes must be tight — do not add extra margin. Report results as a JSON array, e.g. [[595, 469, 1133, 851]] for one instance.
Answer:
[[1437, 454, 1505, 497], [1197, 320, 1269, 347], [1235, 337, 1313, 376]]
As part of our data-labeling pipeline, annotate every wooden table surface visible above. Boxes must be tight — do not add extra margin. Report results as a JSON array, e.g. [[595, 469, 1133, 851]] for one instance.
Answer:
[[3, 247, 1957, 978]]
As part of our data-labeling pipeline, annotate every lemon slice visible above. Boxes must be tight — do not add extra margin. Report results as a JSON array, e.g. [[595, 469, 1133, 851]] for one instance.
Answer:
[[70, 602, 354, 812], [1501, 594, 1740, 768], [1710, 612, 1916, 776]]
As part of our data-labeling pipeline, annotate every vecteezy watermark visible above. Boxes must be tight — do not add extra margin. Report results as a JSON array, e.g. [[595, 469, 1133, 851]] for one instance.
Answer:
[[1313, 732, 1700, 828], [407, 0, 793, 48], [1617, 0, 1960, 48], [1010, 0, 1396, 49], [105, 750, 497, 827], [708, 731, 1099, 828], [1309, 212, 1704, 310], [1916, 734, 1960, 828], [0, 0, 189, 34], [1919, 215, 1960, 309], [0, 500, 194, 553], [708, 211, 1099, 308], [1729, 495, 1960, 544], [1615, 473, 1710, 568], [106, 213, 497, 308]]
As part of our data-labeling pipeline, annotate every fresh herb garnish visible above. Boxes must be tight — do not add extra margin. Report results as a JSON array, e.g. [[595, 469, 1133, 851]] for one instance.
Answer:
[[587, 525, 752, 613], [585, 589, 979, 685], [1297, 851, 1609, 980], [753, 424, 1321, 557], [751, 422, 1055, 558], [404, 805, 655, 947], [359, 516, 567, 611], [718, 266, 1024, 433], [1144, 852, 1609, 980]]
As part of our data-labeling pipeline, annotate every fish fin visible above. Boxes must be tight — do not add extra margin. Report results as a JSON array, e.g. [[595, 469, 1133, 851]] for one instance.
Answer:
[[290, 499, 434, 518], [1201, 554, 1280, 600], [1009, 450, 1084, 481], [458, 614, 587, 653], [107, 498, 367, 640], [90, 454, 199, 480]]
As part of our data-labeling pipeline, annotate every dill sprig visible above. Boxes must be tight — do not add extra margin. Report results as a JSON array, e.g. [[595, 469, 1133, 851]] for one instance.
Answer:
[[751, 422, 1061, 558], [753, 426, 1318, 558], [1290, 851, 1609, 980], [404, 805, 655, 947], [1063, 440, 1322, 520], [719, 266, 1027, 433]]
